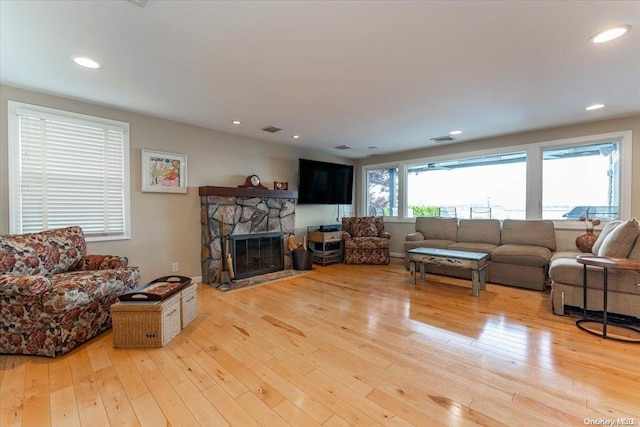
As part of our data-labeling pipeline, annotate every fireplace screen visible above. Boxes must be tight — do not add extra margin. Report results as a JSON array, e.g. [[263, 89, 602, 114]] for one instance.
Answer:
[[230, 232, 284, 280]]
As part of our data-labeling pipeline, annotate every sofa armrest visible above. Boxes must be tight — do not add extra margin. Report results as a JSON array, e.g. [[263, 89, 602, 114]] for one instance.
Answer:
[[342, 231, 352, 241], [73, 255, 129, 271], [405, 232, 425, 242], [380, 231, 391, 239], [0, 274, 52, 296]]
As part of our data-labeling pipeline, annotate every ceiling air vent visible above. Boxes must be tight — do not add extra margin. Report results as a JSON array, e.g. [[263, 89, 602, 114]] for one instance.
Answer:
[[430, 135, 456, 143], [262, 126, 282, 133], [334, 145, 351, 150], [127, 0, 148, 7]]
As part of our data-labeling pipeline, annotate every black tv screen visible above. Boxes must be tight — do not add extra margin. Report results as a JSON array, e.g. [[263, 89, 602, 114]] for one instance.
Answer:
[[298, 159, 354, 204]]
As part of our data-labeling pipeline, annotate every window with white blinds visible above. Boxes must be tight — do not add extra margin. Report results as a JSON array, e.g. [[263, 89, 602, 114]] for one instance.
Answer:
[[7, 101, 131, 241]]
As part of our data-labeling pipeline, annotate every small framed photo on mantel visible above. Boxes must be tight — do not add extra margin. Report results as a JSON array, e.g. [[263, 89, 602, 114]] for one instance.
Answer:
[[274, 181, 288, 190], [141, 149, 188, 193]]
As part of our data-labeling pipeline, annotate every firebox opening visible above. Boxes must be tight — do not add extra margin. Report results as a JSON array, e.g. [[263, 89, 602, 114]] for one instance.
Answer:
[[230, 232, 284, 280]]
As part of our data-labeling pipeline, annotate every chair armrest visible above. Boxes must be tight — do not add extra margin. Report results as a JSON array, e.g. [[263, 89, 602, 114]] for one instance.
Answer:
[[73, 255, 129, 271], [342, 231, 352, 240], [406, 232, 425, 242], [0, 274, 52, 296], [380, 231, 391, 239]]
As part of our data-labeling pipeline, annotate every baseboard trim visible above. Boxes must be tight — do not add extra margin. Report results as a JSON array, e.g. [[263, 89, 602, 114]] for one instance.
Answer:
[[390, 252, 404, 258]]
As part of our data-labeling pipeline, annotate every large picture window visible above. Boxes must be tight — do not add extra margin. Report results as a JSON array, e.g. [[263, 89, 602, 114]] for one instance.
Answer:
[[407, 152, 527, 219], [363, 131, 631, 224], [542, 141, 619, 221], [8, 101, 131, 241]]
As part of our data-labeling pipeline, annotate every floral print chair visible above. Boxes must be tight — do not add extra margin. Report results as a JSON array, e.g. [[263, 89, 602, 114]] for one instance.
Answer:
[[0, 226, 140, 356], [342, 216, 391, 264]]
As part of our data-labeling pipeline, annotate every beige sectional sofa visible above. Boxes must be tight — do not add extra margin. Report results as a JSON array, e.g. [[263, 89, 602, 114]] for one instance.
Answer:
[[405, 217, 556, 291], [549, 219, 640, 319]]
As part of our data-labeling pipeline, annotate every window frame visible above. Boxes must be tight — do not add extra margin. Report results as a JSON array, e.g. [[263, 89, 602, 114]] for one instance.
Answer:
[[361, 130, 632, 228], [363, 161, 404, 221], [364, 165, 400, 218], [531, 132, 631, 228], [7, 101, 132, 241]]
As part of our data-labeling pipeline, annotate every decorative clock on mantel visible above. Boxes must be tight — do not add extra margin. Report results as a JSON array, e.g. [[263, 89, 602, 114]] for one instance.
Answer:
[[238, 174, 267, 189]]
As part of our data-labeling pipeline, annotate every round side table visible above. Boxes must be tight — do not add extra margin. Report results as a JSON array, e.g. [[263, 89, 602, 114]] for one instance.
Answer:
[[576, 255, 640, 343]]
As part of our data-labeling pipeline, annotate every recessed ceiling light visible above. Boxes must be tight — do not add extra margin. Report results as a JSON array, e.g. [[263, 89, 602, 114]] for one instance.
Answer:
[[585, 104, 605, 111], [231, 120, 241, 125], [73, 57, 100, 69], [590, 25, 631, 43], [292, 135, 300, 139], [449, 130, 463, 135]]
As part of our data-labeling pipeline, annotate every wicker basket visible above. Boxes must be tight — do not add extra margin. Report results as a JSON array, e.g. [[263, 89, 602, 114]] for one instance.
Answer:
[[181, 283, 197, 328], [111, 292, 182, 348]]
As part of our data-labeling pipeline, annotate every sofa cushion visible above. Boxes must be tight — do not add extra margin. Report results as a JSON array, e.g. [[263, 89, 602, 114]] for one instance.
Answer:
[[491, 244, 552, 267], [415, 217, 458, 241], [550, 251, 581, 262], [448, 242, 498, 255], [456, 219, 501, 245], [373, 217, 386, 236], [347, 217, 379, 237], [591, 220, 621, 255], [345, 237, 390, 250], [501, 220, 556, 251], [628, 235, 640, 260], [549, 257, 640, 295], [549, 258, 588, 287], [0, 226, 86, 276], [45, 268, 140, 312], [404, 239, 456, 252], [406, 232, 425, 242], [597, 219, 640, 258]]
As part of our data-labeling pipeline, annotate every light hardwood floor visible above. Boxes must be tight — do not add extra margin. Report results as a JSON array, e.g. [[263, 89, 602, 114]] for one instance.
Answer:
[[1, 258, 639, 426]]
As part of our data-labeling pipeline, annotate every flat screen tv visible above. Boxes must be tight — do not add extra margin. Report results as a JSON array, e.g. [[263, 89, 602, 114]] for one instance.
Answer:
[[298, 158, 354, 205]]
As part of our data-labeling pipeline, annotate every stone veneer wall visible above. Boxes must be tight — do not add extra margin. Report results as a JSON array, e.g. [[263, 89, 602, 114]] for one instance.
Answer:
[[200, 188, 296, 285]]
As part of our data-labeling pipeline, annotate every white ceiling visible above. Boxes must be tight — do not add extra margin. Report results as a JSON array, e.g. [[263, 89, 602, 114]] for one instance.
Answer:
[[1, 1, 639, 159]]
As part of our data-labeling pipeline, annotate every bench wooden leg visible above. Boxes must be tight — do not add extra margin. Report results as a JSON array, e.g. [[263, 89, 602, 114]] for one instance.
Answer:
[[471, 270, 480, 297], [409, 261, 416, 284]]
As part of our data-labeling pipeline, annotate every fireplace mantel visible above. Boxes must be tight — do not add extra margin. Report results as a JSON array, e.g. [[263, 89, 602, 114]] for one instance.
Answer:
[[198, 186, 297, 199]]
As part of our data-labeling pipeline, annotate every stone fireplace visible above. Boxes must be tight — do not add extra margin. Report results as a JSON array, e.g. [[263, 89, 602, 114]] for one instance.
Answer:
[[199, 186, 297, 285]]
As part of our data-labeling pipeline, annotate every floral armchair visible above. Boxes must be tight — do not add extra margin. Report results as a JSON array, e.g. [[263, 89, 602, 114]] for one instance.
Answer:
[[0, 226, 140, 356], [341, 217, 391, 264]]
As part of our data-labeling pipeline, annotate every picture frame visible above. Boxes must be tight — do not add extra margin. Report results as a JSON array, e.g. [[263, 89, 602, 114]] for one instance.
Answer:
[[274, 181, 288, 190], [141, 149, 187, 193]]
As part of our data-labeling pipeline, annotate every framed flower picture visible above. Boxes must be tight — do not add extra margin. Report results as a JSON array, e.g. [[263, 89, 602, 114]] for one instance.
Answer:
[[141, 149, 187, 193]]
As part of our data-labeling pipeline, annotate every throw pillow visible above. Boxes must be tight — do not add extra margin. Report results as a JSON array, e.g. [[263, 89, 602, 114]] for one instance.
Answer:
[[597, 219, 640, 258], [628, 234, 640, 260], [591, 220, 621, 255], [352, 218, 378, 238]]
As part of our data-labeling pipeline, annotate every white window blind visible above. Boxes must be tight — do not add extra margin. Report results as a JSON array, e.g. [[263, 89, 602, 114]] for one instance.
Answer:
[[8, 101, 131, 240]]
